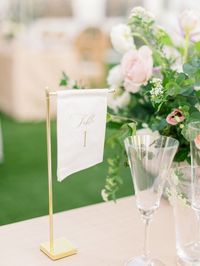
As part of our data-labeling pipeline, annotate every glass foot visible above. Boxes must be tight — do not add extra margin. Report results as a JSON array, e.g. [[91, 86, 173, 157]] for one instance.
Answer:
[[125, 256, 165, 266]]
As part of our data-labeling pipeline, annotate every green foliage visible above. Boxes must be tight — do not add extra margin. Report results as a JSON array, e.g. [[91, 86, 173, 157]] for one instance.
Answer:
[[108, 8, 200, 172], [59, 72, 69, 86], [103, 116, 136, 201]]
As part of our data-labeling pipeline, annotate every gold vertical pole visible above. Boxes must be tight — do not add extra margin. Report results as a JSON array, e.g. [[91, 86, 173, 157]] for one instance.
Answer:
[[40, 89, 77, 260], [40, 87, 113, 260], [46, 89, 54, 253]]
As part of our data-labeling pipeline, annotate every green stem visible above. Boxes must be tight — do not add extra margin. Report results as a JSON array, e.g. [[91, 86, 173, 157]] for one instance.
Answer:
[[131, 33, 149, 46], [183, 32, 190, 63]]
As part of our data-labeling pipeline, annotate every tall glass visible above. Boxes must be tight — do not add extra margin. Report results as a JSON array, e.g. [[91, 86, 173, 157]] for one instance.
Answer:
[[188, 121, 200, 168], [188, 121, 200, 256], [171, 166, 200, 265], [124, 135, 179, 266]]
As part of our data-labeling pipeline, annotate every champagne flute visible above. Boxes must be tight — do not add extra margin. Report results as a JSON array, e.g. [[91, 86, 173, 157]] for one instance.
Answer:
[[124, 135, 179, 266], [188, 121, 200, 250]]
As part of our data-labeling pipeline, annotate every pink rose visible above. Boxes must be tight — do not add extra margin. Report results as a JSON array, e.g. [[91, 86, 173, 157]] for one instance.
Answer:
[[194, 134, 200, 150], [121, 46, 153, 93], [166, 109, 185, 125]]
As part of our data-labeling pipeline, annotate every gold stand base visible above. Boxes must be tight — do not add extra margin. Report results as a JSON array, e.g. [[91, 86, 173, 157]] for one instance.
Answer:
[[40, 237, 77, 260]]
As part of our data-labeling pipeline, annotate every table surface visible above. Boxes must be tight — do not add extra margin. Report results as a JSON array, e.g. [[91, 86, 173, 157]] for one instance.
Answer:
[[0, 196, 176, 266]]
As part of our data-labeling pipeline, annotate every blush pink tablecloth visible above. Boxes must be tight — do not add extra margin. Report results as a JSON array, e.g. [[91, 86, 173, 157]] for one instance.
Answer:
[[0, 196, 176, 266]]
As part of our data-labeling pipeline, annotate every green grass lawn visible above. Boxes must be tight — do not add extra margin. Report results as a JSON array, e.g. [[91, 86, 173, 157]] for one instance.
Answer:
[[0, 114, 133, 225]]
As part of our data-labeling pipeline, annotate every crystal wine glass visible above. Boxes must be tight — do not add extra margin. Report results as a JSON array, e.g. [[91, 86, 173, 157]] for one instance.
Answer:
[[188, 121, 200, 250], [124, 135, 179, 266]]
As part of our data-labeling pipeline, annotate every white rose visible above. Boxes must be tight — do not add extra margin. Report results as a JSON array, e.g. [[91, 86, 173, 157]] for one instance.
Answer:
[[107, 65, 123, 87], [110, 24, 135, 54], [107, 87, 131, 112], [179, 10, 200, 34]]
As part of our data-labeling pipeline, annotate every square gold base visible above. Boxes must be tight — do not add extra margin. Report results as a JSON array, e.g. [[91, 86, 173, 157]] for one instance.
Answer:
[[40, 237, 77, 260]]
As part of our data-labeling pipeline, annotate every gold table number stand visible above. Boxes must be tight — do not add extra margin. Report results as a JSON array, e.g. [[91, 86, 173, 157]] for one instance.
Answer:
[[40, 89, 77, 260]]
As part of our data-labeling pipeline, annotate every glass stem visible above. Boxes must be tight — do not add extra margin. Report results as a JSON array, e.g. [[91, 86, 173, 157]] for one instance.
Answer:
[[143, 217, 150, 259]]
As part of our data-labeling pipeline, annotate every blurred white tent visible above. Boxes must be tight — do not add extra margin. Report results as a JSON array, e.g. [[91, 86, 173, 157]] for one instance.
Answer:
[[0, 0, 199, 121], [72, 0, 106, 26]]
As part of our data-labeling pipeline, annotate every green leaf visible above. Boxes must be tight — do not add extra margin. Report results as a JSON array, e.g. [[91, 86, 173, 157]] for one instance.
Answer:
[[174, 149, 189, 162], [106, 113, 112, 123], [194, 41, 200, 52], [190, 111, 200, 120], [166, 82, 181, 96], [59, 72, 69, 86], [176, 73, 186, 84], [156, 28, 173, 46], [183, 63, 196, 75], [59, 79, 67, 86]]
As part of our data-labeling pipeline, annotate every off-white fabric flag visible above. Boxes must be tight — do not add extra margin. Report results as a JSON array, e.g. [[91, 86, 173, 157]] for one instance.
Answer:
[[57, 89, 109, 181]]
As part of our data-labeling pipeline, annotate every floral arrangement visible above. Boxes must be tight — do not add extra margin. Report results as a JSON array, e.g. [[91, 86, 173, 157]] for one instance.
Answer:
[[102, 7, 200, 200], [107, 7, 200, 160], [60, 7, 200, 201]]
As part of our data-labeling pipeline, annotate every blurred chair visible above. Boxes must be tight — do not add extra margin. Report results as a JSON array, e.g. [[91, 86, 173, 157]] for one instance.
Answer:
[[74, 27, 109, 87], [106, 0, 143, 17], [36, 0, 73, 18]]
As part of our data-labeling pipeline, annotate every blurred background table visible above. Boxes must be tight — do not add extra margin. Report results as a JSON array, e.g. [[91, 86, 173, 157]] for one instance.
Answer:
[[0, 196, 176, 266]]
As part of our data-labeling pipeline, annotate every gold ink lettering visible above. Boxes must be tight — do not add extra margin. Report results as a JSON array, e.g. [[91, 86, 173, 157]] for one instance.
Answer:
[[84, 131, 87, 147]]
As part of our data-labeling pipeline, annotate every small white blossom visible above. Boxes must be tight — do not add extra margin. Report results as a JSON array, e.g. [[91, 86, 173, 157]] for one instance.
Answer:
[[107, 65, 123, 87], [142, 123, 148, 128], [150, 78, 163, 98], [129, 6, 155, 24], [110, 24, 135, 54], [150, 86, 163, 97], [150, 78, 162, 87], [194, 86, 200, 91]]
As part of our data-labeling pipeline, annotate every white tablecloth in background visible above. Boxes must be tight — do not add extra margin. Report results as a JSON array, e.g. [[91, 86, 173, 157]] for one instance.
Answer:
[[0, 41, 79, 120]]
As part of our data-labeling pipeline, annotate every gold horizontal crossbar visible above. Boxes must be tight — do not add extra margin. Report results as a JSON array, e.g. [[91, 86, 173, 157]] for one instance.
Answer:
[[46, 88, 115, 97]]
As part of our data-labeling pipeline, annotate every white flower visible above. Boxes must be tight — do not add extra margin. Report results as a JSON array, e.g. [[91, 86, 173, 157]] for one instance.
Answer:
[[107, 65, 123, 87], [150, 78, 163, 98], [171, 64, 183, 73], [129, 6, 155, 23], [101, 189, 109, 202], [179, 10, 200, 34], [150, 86, 163, 97], [150, 78, 162, 87], [107, 87, 131, 112], [110, 24, 135, 54]]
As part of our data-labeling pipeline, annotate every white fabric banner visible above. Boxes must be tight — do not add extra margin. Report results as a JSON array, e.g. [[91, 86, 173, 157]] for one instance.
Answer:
[[57, 89, 108, 181]]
